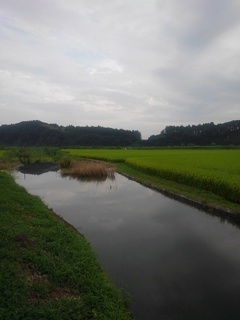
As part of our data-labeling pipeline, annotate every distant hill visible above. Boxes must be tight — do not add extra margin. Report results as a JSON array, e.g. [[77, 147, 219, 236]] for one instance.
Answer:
[[146, 120, 240, 146], [0, 120, 141, 147]]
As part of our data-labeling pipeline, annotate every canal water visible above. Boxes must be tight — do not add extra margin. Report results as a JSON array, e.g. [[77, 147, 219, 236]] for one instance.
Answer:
[[15, 167, 240, 320]]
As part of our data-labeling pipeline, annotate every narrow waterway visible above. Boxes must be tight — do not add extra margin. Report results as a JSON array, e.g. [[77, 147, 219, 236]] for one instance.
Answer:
[[15, 167, 240, 320]]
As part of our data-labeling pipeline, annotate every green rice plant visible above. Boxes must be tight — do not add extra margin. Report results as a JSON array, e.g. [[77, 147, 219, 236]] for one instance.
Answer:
[[62, 148, 144, 162], [125, 150, 240, 204]]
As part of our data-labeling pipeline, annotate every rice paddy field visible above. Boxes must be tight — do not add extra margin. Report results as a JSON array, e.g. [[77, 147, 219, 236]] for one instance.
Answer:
[[63, 148, 240, 205]]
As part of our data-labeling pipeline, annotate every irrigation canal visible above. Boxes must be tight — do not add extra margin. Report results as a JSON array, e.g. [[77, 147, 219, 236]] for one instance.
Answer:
[[15, 165, 240, 320]]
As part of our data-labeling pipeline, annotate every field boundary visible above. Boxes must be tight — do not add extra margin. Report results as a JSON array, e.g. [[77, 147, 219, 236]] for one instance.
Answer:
[[117, 166, 240, 221]]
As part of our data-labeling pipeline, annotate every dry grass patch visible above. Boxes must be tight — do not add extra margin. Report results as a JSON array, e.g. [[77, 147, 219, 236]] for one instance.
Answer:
[[0, 160, 19, 171], [60, 159, 116, 180]]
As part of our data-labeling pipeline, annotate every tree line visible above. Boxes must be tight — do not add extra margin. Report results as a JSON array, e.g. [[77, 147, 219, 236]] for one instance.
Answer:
[[0, 121, 141, 147], [0, 120, 239, 147], [146, 120, 240, 146]]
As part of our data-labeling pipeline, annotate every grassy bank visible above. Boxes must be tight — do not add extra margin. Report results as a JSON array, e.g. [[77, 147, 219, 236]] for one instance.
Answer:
[[0, 171, 131, 320]]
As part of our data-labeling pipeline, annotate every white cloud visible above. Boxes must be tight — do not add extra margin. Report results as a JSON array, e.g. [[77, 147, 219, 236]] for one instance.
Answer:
[[88, 59, 123, 75]]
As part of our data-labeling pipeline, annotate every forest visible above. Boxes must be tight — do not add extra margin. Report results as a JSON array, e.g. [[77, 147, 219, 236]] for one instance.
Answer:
[[0, 120, 141, 147], [146, 120, 240, 146], [0, 120, 239, 147]]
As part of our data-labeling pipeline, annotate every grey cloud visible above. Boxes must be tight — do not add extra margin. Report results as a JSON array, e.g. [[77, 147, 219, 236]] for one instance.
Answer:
[[0, 0, 240, 139]]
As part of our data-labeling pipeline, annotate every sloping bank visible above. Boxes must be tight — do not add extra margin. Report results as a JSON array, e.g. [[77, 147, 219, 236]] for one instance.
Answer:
[[117, 163, 240, 220], [0, 171, 131, 320]]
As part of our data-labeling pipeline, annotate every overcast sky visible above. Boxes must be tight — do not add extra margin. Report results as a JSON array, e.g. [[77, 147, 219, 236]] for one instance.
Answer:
[[1, 0, 240, 138]]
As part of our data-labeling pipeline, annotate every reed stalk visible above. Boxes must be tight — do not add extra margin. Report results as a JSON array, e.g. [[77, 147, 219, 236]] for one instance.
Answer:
[[60, 160, 116, 180]]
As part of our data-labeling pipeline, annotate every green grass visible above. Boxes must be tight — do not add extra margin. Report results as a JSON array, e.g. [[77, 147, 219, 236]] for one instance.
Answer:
[[62, 148, 240, 210], [1, 147, 64, 163], [0, 172, 131, 320]]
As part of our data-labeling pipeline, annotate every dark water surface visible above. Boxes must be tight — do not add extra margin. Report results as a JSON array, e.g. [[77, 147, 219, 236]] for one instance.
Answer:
[[15, 168, 240, 320]]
